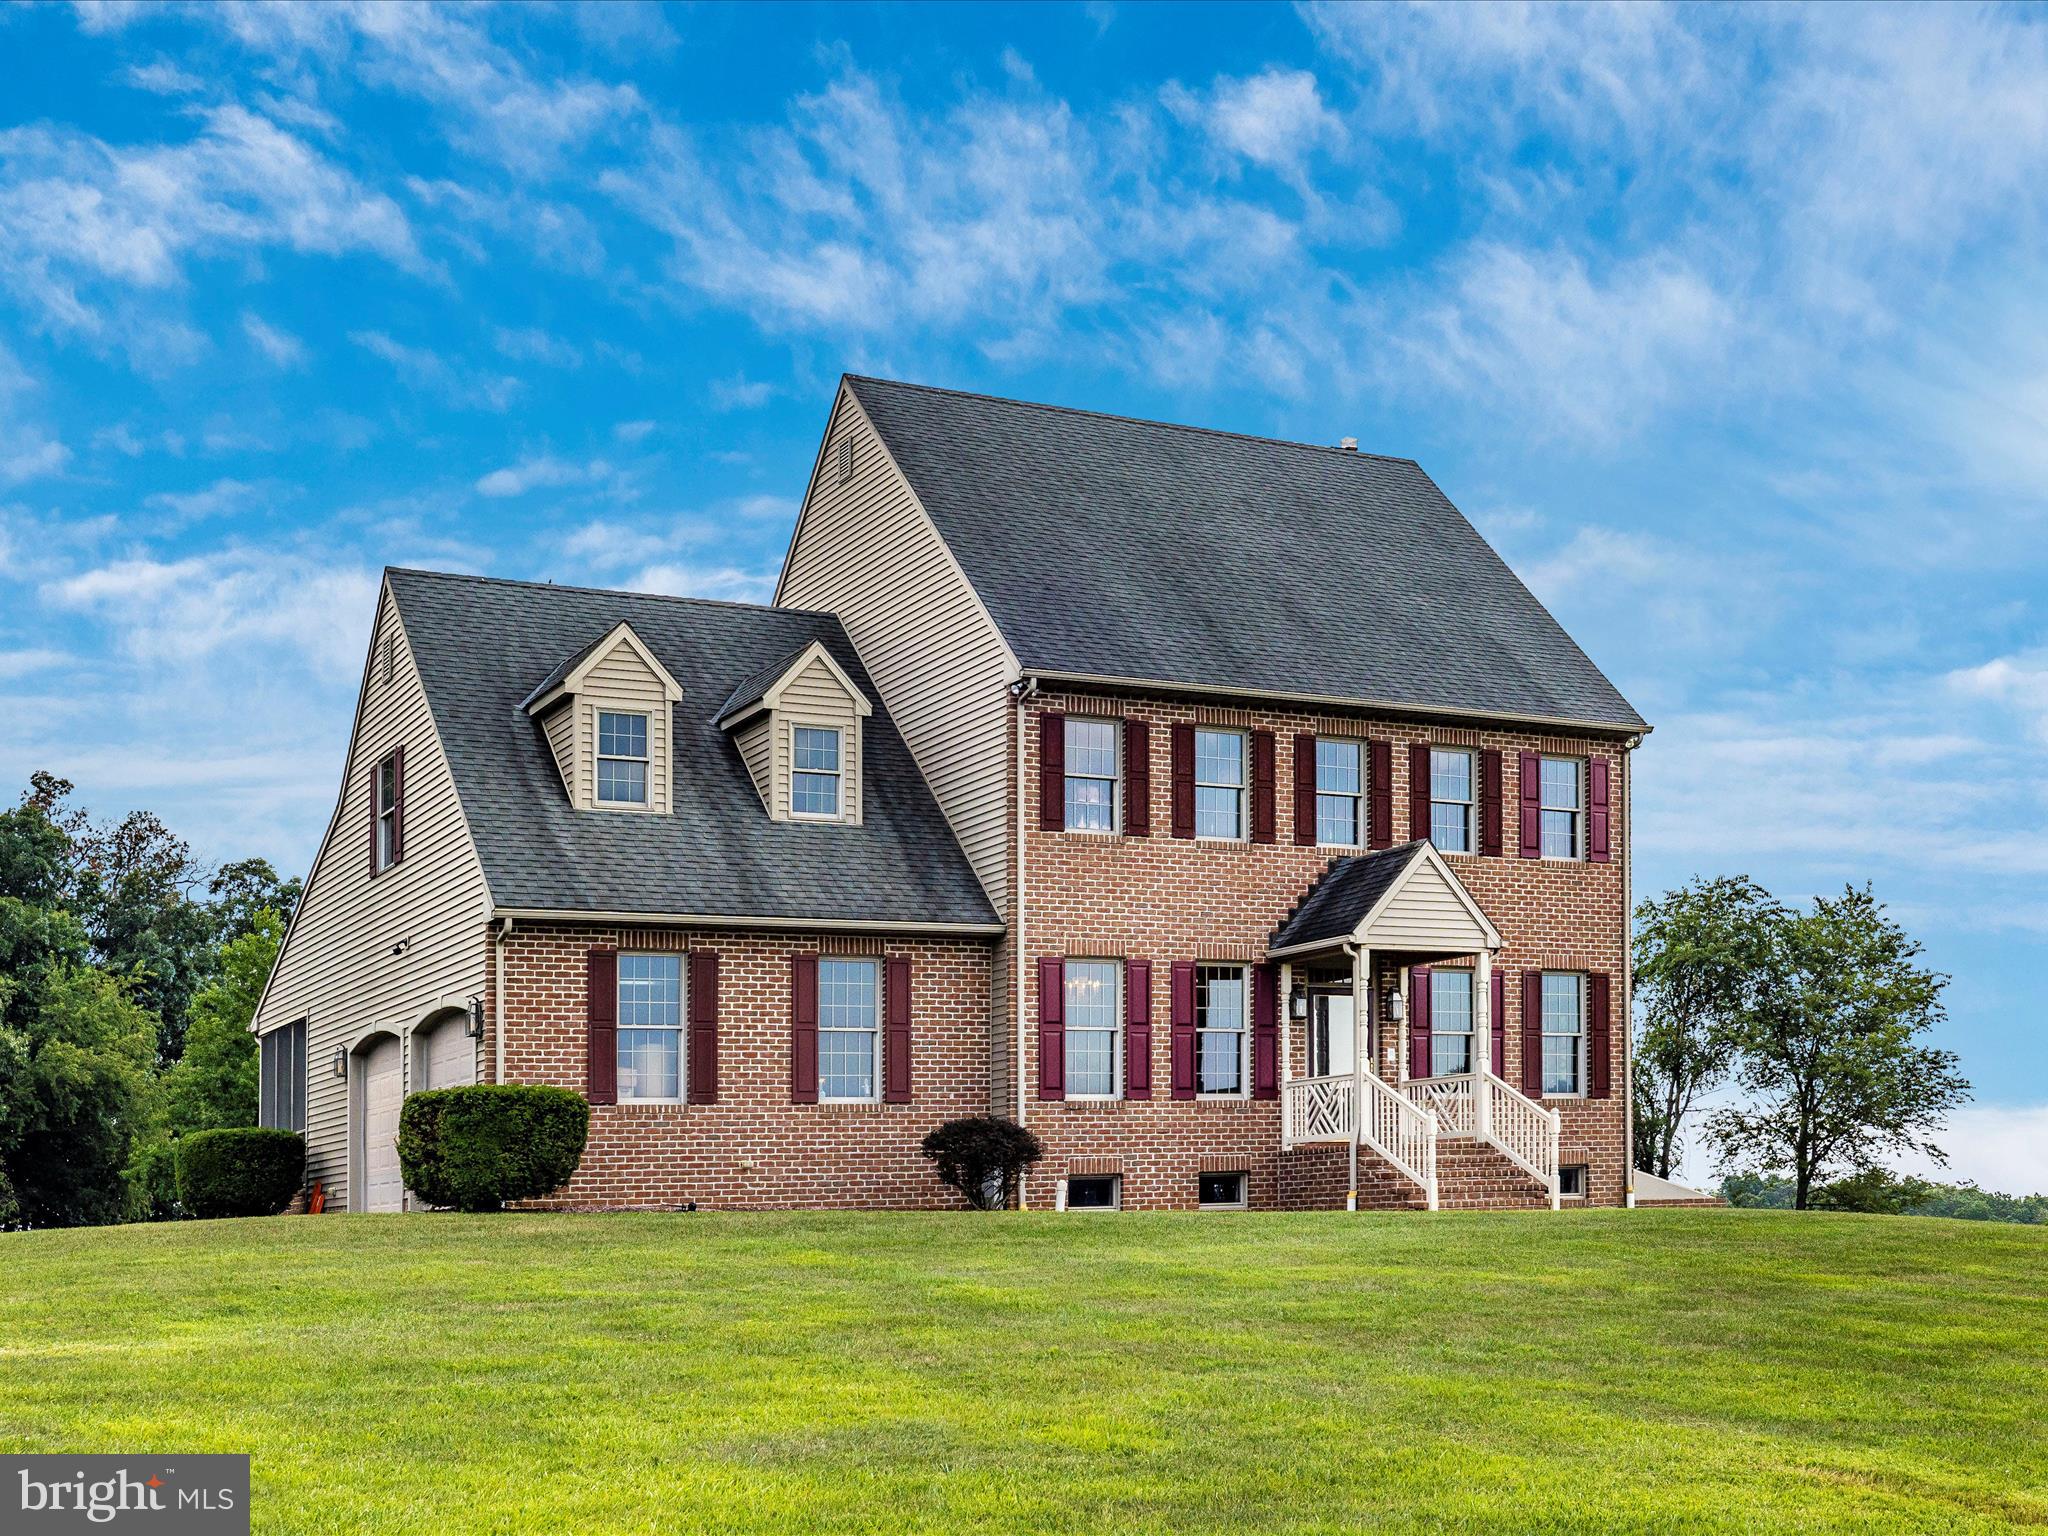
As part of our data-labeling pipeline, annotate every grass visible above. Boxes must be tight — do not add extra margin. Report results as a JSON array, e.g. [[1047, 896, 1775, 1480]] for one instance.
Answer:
[[1, 1210, 2044, 1534]]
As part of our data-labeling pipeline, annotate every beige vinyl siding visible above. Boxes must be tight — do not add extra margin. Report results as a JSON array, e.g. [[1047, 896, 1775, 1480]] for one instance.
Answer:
[[252, 583, 491, 1210], [577, 636, 672, 815], [734, 715, 771, 809], [772, 653, 864, 823], [540, 700, 576, 800], [778, 389, 1018, 907], [1368, 860, 1491, 950]]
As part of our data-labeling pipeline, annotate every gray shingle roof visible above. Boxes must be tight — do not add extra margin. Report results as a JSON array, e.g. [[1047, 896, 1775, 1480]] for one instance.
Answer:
[[387, 569, 999, 929], [845, 376, 1646, 733], [714, 643, 813, 728], [1270, 842, 1429, 951]]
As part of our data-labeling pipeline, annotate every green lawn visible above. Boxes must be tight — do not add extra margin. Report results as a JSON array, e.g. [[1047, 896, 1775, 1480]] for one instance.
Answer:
[[2, 1210, 2043, 1533]]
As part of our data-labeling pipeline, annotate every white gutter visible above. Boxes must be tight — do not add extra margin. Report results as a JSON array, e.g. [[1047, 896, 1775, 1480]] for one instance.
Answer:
[[1621, 737, 1639, 1208], [489, 906, 1004, 937], [1012, 677, 1038, 1207]]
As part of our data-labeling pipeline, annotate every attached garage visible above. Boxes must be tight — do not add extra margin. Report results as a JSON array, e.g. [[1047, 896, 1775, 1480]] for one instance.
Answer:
[[414, 1012, 476, 1092], [356, 1035, 404, 1213]]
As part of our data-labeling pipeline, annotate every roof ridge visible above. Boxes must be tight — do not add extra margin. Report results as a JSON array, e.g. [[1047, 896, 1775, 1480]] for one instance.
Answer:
[[844, 374, 1420, 469], [384, 565, 838, 620]]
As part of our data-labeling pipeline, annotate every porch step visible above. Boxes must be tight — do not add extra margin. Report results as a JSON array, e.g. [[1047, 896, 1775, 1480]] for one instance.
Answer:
[[1432, 1141, 1552, 1210]]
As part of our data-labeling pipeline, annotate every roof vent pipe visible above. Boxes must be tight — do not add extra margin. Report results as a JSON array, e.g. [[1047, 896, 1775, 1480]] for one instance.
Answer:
[[1339, 437, 1358, 452]]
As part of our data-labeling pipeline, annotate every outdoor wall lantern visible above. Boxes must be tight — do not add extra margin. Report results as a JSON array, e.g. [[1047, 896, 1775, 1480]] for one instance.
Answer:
[[1288, 987, 1309, 1020], [330, 1045, 349, 1079], [1387, 990, 1407, 1021], [466, 995, 486, 1038]]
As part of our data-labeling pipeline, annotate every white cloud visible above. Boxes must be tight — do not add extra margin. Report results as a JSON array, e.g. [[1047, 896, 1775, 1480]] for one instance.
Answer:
[[1166, 67, 1344, 183], [0, 648, 69, 680], [241, 311, 307, 368], [492, 325, 582, 368], [474, 454, 612, 499], [628, 561, 775, 605], [142, 476, 265, 524], [0, 344, 71, 485], [124, 58, 206, 96], [351, 330, 521, 412], [709, 373, 774, 410], [1891, 1104, 2048, 1196], [1948, 649, 2048, 745], [612, 419, 656, 444]]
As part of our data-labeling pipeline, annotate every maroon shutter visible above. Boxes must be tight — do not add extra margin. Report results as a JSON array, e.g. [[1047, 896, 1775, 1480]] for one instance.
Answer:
[[585, 949, 618, 1105], [368, 758, 380, 876], [1519, 751, 1543, 859], [1169, 961, 1196, 1099], [1409, 743, 1432, 842], [1293, 733, 1317, 845], [1170, 724, 1195, 838], [790, 954, 819, 1103], [1036, 956, 1065, 1100], [1252, 963, 1279, 1099], [1521, 970, 1544, 1096], [1367, 739, 1393, 848], [1588, 757, 1611, 863], [1124, 718, 1151, 836], [1408, 966, 1432, 1081], [1124, 958, 1152, 1099], [883, 954, 912, 1103], [1250, 729, 1277, 843], [1480, 748, 1503, 858], [1038, 711, 1066, 832], [1588, 972, 1612, 1098], [390, 744, 405, 865], [687, 950, 719, 1104], [1491, 966, 1506, 1076]]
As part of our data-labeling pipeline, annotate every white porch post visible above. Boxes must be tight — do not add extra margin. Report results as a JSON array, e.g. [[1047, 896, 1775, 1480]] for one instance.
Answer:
[[1348, 945, 1369, 1212], [1474, 947, 1493, 1143], [1279, 960, 1294, 1147]]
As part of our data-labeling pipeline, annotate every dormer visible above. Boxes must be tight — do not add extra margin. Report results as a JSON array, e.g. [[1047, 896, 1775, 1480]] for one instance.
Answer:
[[716, 639, 872, 824], [523, 621, 684, 813]]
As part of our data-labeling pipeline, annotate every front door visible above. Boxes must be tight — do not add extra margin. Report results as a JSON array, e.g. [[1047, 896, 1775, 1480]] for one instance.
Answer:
[[1310, 993, 1356, 1079]]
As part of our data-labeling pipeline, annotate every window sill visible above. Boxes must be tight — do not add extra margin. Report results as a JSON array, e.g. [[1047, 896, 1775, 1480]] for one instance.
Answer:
[[1193, 836, 1249, 847]]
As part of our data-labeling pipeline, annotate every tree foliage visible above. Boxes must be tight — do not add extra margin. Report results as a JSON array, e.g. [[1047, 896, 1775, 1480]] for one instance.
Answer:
[[920, 1116, 1043, 1209], [1706, 886, 1968, 1209], [1631, 875, 1783, 1179]]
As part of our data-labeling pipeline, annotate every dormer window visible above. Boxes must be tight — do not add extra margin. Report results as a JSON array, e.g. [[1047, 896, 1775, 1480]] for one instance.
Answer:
[[597, 712, 650, 805], [791, 726, 843, 817]]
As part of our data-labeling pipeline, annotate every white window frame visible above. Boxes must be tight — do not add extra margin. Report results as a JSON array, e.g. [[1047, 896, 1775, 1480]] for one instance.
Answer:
[[1558, 1165, 1589, 1200], [1541, 971, 1586, 1098], [817, 956, 881, 1104], [1064, 1174, 1120, 1211], [1429, 970, 1475, 1079], [1062, 959, 1123, 1101], [596, 710, 651, 807], [1063, 717, 1121, 834], [1197, 1170, 1248, 1210], [1539, 756, 1584, 861], [617, 952, 685, 1103], [790, 724, 845, 820], [1195, 963, 1249, 1098], [1315, 738, 1365, 848], [1430, 747, 1475, 854], [1194, 728, 1246, 840], [374, 749, 401, 870]]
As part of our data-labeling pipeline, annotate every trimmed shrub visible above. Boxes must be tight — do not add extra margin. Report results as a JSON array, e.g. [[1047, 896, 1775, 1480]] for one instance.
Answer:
[[398, 1085, 589, 1213], [921, 1116, 1042, 1210], [176, 1128, 305, 1219]]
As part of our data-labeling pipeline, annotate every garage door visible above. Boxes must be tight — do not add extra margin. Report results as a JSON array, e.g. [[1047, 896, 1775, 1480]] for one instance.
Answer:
[[416, 1017, 476, 1091], [360, 1036, 403, 1213]]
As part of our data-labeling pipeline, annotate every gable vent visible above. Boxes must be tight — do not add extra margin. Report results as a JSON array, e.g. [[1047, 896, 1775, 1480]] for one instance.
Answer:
[[836, 438, 855, 482]]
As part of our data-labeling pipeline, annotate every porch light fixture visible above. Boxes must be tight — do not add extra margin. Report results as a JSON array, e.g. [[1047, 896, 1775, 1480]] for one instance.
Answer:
[[1289, 987, 1308, 1021], [1387, 990, 1407, 1021], [330, 1045, 348, 1079], [466, 995, 485, 1038]]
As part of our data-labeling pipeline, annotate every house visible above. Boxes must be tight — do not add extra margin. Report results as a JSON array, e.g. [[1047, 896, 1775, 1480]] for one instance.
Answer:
[[252, 376, 1649, 1213]]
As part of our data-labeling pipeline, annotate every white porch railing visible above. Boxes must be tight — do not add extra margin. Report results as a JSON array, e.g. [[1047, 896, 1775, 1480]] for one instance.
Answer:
[[1282, 1071, 1439, 1211], [1403, 1070, 1562, 1209]]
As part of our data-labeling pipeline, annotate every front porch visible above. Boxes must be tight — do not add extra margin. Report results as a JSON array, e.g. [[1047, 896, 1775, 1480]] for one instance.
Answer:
[[1269, 841, 1561, 1211]]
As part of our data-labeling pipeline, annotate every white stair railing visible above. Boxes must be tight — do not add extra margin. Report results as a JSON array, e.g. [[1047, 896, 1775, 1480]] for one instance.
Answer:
[[1403, 1070, 1561, 1209], [1361, 1070, 1438, 1210], [1402, 1074, 1475, 1136], [1281, 1073, 1356, 1146]]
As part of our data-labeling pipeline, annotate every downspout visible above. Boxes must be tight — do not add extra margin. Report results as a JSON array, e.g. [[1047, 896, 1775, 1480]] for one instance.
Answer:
[[494, 915, 514, 1085], [1343, 940, 1361, 1214], [1012, 676, 1038, 1207], [1621, 738, 1638, 1208]]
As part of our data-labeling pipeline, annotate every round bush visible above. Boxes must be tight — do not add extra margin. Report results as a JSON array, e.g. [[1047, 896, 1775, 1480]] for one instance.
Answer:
[[398, 1084, 589, 1213], [176, 1128, 305, 1218], [921, 1116, 1042, 1210]]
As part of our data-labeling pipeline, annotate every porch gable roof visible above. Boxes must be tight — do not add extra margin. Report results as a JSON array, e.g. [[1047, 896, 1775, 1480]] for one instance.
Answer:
[[1269, 841, 1500, 956]]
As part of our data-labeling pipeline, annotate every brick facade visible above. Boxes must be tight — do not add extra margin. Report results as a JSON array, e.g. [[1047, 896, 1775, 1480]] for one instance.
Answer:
[[1012, 690, 1635, 1210], [492, 920, 996, 1210]]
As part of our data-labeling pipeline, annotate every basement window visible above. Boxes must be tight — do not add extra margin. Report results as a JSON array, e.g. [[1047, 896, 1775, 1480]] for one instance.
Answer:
[[1559, 1165, 1588, 1200], [1198, 1172, 1247, 1209], [1066, 1175, 1119, 1210]]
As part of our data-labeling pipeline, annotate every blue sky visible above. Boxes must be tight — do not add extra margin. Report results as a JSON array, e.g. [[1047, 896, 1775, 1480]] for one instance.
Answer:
[[2, 3, 2044, 1187]]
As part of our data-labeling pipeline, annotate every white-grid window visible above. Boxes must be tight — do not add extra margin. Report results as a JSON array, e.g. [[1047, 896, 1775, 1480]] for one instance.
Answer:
[[374, 750, 401, 868], [1064, 718, 1119, 832], [1063, 960, 1121, 1098], [597, 712, 649, 805], [1430, 749, 1474, 852], [1196, 965, 1247, 1095], [1541, 972, 1584, 1096], [1540, 757, 1583, 859], [791, 726, 843, 818], [818, 958, 879, 1101], [1429, 970, 1473, 1078], [1316, 739, 1364, 846], [1195, 729, 1245, 839], [617, 954, 682, 1100]]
